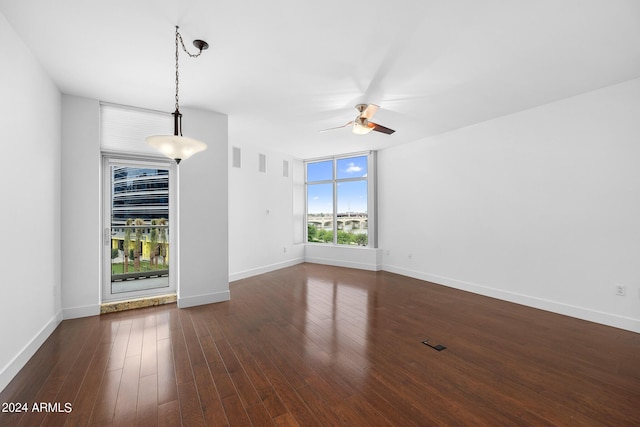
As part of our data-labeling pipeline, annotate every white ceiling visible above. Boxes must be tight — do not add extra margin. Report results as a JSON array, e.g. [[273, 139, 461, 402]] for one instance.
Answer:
[[2, 0, 640, 159]]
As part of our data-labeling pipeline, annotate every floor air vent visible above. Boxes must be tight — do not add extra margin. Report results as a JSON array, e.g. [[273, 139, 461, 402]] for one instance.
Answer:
[[422, 339, 446, 351]]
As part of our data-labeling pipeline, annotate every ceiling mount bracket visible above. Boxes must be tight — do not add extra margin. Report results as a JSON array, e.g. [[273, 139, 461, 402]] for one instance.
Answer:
[[355, 104, 368, 114], [193, 40, 209, 51]]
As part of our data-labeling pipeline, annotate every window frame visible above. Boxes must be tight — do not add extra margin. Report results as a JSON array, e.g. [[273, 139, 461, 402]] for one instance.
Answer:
[[101, 155, 178, 302], [304, 151, 376, 248]]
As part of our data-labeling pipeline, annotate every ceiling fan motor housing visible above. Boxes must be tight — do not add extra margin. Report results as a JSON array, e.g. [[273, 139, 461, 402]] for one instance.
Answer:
[[355, 116, 369, 126]]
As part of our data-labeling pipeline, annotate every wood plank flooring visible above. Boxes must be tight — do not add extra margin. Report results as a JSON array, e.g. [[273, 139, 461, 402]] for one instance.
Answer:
[[1, 263, 639, 426]]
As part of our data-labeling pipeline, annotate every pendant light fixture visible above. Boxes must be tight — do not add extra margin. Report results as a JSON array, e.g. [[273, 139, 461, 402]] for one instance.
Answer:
[[146, 26, 209, 164]]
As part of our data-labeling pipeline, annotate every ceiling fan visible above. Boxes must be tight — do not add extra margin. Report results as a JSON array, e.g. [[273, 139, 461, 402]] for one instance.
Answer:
[[320, 104, 396, 135]]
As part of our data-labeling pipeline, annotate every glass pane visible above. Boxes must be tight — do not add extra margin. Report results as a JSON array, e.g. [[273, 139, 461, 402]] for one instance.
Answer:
[[307, 160, 333, 182], [337, 180, 368, 246], [337, 155, 368, 179], [110, 166, 170, 293], [307, 183, 333, 243]]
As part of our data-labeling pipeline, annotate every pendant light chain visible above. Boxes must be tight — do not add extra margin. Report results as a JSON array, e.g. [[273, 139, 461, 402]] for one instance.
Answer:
[[175, 26, 180, 112], [146, 25, 208, 163], [174, 26, 205, 112]]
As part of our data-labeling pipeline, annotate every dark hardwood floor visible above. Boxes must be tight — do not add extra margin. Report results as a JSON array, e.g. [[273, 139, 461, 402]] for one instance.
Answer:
[[1, 263, 639, 426]]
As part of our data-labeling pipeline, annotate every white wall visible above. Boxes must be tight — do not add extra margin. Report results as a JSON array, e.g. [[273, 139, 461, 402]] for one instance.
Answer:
[[228, 143, 304, 281], [60, 100, 230, 310], [61, 95, 101, 318], [379, 78, 640, 332], [305, 245, 382, 271], [0, 14, 62, 391], [176, 107, 230, 307], [227, 145, 383, 277]]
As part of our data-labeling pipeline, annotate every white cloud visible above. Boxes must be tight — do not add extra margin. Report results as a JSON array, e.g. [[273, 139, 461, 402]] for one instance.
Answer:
[[344, 162, 362, 174]]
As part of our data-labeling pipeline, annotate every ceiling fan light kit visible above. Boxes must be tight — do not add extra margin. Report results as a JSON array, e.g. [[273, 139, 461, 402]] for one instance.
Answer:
[[145, 26, 209, 164], [320, 103, 396, 136], [352, 118, 374, 135]]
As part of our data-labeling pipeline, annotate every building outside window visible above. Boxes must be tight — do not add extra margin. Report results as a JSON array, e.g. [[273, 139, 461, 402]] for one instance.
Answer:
[[305, 152, 374, 246], [111, 166, 169, 226]]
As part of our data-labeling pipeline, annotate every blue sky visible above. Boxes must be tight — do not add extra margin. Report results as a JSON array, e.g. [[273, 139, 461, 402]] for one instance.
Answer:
[[307, 156, 368, 214]]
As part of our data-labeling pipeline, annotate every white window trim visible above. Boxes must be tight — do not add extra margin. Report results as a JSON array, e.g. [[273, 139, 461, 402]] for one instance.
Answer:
[[101, 153, 178, 302], [304, 151, 376, 248]]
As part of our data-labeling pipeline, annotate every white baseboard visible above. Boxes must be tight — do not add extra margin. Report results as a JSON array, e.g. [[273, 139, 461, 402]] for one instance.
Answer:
[[0, 310, 63, 392], [229, 257, 305, 282], [383, 264, 640, 333], [178, 290, 230, 308], [62, 304, 100, 320]]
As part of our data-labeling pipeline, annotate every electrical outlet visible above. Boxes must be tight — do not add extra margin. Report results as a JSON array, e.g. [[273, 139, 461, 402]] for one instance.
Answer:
[[615, 284, 626, 296]]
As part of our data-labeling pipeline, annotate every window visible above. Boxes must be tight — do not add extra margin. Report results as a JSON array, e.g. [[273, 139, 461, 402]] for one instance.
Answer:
[[305, 153, 374, 246]]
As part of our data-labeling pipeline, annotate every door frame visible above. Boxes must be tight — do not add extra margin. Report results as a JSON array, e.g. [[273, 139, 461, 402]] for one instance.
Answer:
[[101, 154, 178, 302]]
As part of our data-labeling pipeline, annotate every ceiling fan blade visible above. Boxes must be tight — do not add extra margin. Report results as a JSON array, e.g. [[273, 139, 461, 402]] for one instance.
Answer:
[[370, 122, 395, 135], [319, 121, 353, 133], [361, 104, 379, 120]]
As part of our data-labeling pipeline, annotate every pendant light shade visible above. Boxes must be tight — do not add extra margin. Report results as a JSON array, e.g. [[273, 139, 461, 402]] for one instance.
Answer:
[[146, 26, 209, 163], [146, 134, 207, 164], [146, 109, 207, 164]]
